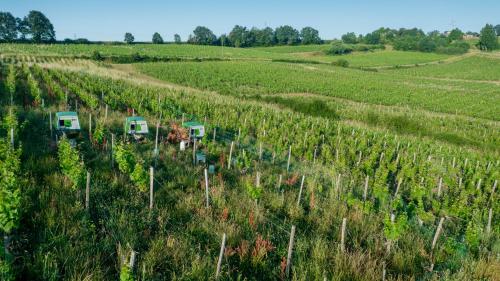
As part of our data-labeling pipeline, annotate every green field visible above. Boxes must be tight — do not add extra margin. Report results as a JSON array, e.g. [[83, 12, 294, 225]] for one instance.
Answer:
[[390, 55, 500, 81], [135, 60, 499, 120]]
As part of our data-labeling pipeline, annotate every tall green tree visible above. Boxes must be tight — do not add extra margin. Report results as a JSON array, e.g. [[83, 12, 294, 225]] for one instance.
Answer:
[[448, 28, 464, 41], [228, 25, 250, 47], [152, 32, 163, 44], [479, 24, 498, 51], [0, 12, 17, 42], [341, 32, 358, 44], [188, 26, 216, 45], [23, 10, 55, 42], [124, 32, 134, 44], [254, 27, 275, 46], [274, 25, 300, 45], [300, 27, 322, 44], [174, 34, 181, 43]]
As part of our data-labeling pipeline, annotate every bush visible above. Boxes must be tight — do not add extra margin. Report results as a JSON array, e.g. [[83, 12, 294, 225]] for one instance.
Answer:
[[91, 50, 104, 61], [333, 59, 349, 67], [436, 40, 470, 54], [325, 42, 353, 55]]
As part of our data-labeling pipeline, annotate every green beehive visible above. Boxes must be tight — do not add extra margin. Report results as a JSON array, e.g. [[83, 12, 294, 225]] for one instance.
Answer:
[[55, 111, 81, 132], [125, 116, 149, 135], [182, 121, 205, 141]]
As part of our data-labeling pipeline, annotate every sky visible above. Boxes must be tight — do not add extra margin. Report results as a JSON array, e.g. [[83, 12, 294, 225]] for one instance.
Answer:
[[3, 0, 499, 42]]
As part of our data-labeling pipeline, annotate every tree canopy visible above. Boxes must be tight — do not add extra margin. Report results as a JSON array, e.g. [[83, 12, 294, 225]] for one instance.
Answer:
[[188, 26, 216, 45], [479, 24, 499, 51], [300, 27, 322, 44], [0, 12, 17, 41], [174, 34, 181, 43], [23, 10, 55, 42], [124, 32, 134, 44], [152, 32, 163, 44], [448, 28, 464, 41], [275, 25, 300, 45]]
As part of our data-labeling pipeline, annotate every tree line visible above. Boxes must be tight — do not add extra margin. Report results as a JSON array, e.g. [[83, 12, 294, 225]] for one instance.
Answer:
[[340, 25, 499, 53]]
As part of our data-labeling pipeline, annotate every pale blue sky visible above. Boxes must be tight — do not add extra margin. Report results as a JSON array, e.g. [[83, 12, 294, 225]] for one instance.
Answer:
[[3, 0, 499, 41]]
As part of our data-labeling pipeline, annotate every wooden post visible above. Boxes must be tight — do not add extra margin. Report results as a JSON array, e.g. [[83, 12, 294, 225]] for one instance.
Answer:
[[215, 233, 226, 279], [10, 128, 14, 147], [476, 178, 482, 191], [297, 175, 305, 206], [286, 225, 296, 278], [286, 146, 292, 172], [256, 171, 261, 187], [204, 168, 210, 208], [431, 217, 445, 251], [149, 167, 154, 210], [129, 250, 136, 269], [213, 127, 216, 142], [111, 134, 115, 168], [458, 177, 462, 189], [277, 174, 282, 190], [487, 208, 492, 235], [437, 177, 442, 197], [313, 146, 317, 164], [105, 104, 108, 121], [363, 175, 369, 201], [492, 180, 497, 196], [154, 116, 161, 157], [192, 138, 197, 165], [394, 178, 402, 197], [85, 172, 90, 209], [237, 127, 241, 141], [340, 218, 347, 253], [228, 141, 234, 169]]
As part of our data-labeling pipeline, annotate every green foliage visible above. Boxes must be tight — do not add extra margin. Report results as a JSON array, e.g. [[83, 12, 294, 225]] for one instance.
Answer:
[[478, 24, 499, 51], [152, 32, 163, 44], [300, 27, 322, 45], [383, 213, 408, 241], [188, 26, 216, 45], [0, 12, 18, 42], [91, 50, 104, 61], [341, 32, 358, 44], [0, 139, 21, 234], [23, 10, 56, 42], [114, 143, 148, 192], [448, 28, 464, 42], [332, 58, 349, 67], [274, 25, 300, 45], [120, 266, 134, 281], [245, 180, 262, 200], [174, 34, 181, 44], [325, 42, 353, 55], [124, 32, 134, 44], [57, 137, 85, 189]]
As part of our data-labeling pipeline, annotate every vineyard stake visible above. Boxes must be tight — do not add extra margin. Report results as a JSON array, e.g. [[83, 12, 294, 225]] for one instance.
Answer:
[[437, 177, 442, 197], [213, 127, 216, 142], [363, 175, 369, 201], [10, 128, 14, 147], [154, 113, 161, 158], [476, 178, 482, 191], [277, 174, 282, 190], [313, 147, 317, 164], [431, 217, 445, 251], [286, 146, 292, 172], [129, 250, 136, 270], [215, 233, 226, 279], [228, 141, 234, 169], [297, 175, 305, 206], [204, 168, 210, 208], [286, 225, 296, 278], [487, 208, 492, 235], [111, 134, 115, 168], [192, 138, 197, 165], [85, 171, 90, 209], [149, 167, 154, 210], [394, 178, 402, 198], [492, 180, 497, 197], [105, 104, 108, 121], [340, 218, 347, 253]]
